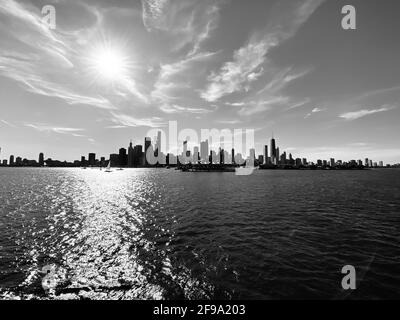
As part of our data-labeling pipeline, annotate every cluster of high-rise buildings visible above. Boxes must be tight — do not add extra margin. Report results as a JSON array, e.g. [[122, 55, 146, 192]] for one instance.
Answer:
[[0, 134, 398, 168]]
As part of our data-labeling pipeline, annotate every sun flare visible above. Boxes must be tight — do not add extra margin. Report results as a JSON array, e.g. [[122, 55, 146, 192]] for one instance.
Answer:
[[87, 44, 131, 83]]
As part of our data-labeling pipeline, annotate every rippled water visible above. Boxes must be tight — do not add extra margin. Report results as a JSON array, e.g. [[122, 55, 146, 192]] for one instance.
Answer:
[[0, 168, 399, 299]]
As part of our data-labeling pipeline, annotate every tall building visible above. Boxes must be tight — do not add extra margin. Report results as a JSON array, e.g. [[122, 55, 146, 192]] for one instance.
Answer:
[[119, 148, 127, 167], [81, 156, 86, 167], [9, 155, 14, 166], [249, 148, 256, 163], [144, 137, 151, 166], [200, 140, 209, 164], [109, 154, 119, 167], [133, 145, 143, 167], [155, 131, 162, 156], [39, 153, 44, 166], [270, 136, 276, 165], [193, 147, 199, 163], [330, 158, 335, 167], [128, 141, 134, 168], [263, 145, 268, 164], [365, 158, 369, 167], [88, 153, 96, 166], [276, 147, 280, 165]]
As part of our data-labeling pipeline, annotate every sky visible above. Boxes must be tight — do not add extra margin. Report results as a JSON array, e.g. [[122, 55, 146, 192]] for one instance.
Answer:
[[1, 0, 400, 163]]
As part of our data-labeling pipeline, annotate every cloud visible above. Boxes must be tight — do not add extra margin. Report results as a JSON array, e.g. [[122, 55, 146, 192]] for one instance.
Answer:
[[25, 124, 85, 136], [109, 112, 167, 128], [141, 0, 221, 54], [339, 106, 394, 120], [201, 39, 268, 102], [152, 51, 219, 104], [237, 97, 289, 116], [304, 107, 324, 119], [201, 0, 324, 102], [159, 104, 215, 114], [0, 0, 149, 112]]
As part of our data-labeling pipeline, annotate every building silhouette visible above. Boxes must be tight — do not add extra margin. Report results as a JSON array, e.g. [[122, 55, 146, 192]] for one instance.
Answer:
[[88, 153, 96, 166], [119, 148, 127, 167], [128, 141, 134, 168], [39, 153, 44, 167], [270, 136, 276, 165]]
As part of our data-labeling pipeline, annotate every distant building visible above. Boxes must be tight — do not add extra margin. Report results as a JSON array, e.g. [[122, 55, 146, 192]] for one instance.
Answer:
[[270, 137, 276, 165], [144, 137, 151, 166], [155, 131, 162, 157], [193, 147, 200, 163], [9, 155, 14, 166], [379, 161, 384, 167], [263, 145, 269, 164], [109, 154, 119, 167], [330, 158, 335, 167], [39, 153, 44, 166], [127, 141, 134, 167], [133, 145, 143, 167], [276, 147, 280, 165], [200, 140, 209, 164], [81, 156, 86, 167], [88, 153, 96, 166], [119, 148, 127, 167], [2, 159, 7, 166]]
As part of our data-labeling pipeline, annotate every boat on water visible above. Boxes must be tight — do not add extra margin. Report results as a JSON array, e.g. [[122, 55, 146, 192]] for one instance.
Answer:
[[235, 166, 256, 176], [105, 161, 112, 173], [117, 168, 124, 171]]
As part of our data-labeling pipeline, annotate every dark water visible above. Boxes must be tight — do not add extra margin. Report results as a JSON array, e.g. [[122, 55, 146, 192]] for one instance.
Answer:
[[0, 168, 399, 300]]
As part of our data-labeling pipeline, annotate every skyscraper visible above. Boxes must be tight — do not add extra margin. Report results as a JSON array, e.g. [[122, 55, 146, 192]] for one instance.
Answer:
[[88, 153, 96, 166], [276, 147, 280, 165], [145, 137, 151, 166], [155, 131, 162, 157], [263, 145, 268, 164], [119, 148, 127, 167], [200, 140, 209, 164], [270, 136, 276, 165], [193, 146, 199, 163], [128, 141, 134, 168], [39, 153, 44, 167], [9, 155, 14, 166]]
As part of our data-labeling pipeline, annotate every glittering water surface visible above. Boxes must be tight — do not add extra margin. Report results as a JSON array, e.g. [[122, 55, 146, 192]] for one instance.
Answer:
[[0, 168, 399, 299]]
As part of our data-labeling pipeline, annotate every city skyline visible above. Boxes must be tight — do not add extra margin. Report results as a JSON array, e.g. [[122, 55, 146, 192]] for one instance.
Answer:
[[1, 0, 400, 163], [1, 133, 397, 168]]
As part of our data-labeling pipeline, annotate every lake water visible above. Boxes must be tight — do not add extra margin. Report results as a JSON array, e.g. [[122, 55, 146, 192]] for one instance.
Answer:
[[0, 168, 399, 299]]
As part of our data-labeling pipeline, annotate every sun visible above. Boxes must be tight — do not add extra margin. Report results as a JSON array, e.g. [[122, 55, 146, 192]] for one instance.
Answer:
[[86, 43, 131, 83], [93, 48, 125, 79]]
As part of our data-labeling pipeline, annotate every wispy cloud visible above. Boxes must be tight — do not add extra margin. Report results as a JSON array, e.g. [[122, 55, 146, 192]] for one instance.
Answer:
[[109, 112, 167, 128], [339, 106, 394, 121], [201, 39, 268, 102], [237, 97, 289, 116], [304, 107, 325, 119], [160, 104, 215, 114], [201, 0, 324, 102], [25, 123, 85, 136]]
